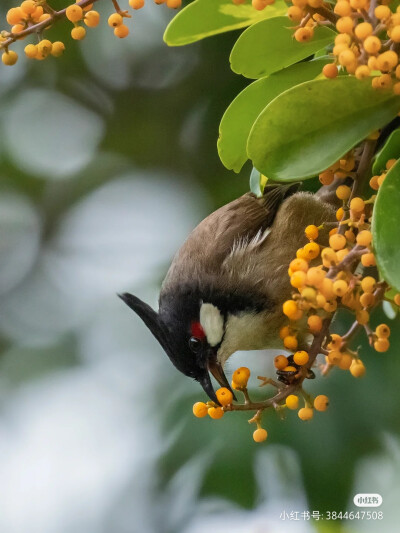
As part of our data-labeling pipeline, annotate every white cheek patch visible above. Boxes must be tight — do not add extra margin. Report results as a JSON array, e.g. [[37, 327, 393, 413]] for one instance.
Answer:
[[199, 303, 224, 347]]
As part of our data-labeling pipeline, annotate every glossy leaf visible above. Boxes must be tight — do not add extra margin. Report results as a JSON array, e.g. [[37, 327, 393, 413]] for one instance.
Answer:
[[373, 128, 400, 174], [164, 0, 287, 46], [372, 159, 400, 292], [218, 59, 330, 172], [248, 77, 400, 181], [230, 17, 336, 79]]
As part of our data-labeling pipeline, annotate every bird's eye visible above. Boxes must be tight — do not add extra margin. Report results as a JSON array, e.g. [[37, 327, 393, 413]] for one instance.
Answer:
[[188, 336, 202, 353]]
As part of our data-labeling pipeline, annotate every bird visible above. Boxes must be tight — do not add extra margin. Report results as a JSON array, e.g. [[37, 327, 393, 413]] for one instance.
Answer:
[[119, 183, 335, 404]]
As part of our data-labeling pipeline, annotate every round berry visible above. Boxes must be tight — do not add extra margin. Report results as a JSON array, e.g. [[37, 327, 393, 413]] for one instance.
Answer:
[[6, 7, 24, 25], [293, 350, 309, 366], [305, 224, 319, 241], [361, 252, 376, 267], [294, 27, 313, 43], [361, 276, 376, 293], [333, 279, 348, 296], [355, 66, 371, 80], [364, 36, 381, 54], [357, 230, 372, 246], [130, 0, 145, 8], [375, 5, 391, 19], [208, 406, 224, 419], [291, 270, 307, 289], [350, 197, 365, 213], [321, 247, 337, 267], [303, 242, 320, 260], [24, 43, 38, 58], [286, 395, 299, 409], [334, 1, 352, 16], [283, 300, 302, 320], [319, 170, 334, 185], [338, 353, 353, 370], [279, 326, 290, 339], [51, 41, 66, 57], [232, 367, 250, 387], [322, 63, 338, 79], [328, 350, 342, 365], [2, 51, 18, 66], [108, 13, 123, 27], [314, 395, 329, 411], [71, 26, 86, 40], [38, 39, 52, 57], [283, 335, 298, 350], [84, 10, 100, 27], [289, 258, 309, 273], [167, 0, 182, 7], [355, 22, 373, 40], [336, 185, 351, 200], [193, 402, 208, 417], [66, 4, 83, 23], [376, 323, 390, 338], [350, 360, 366, 377], [274, 355, 289, 370], [374, 337, 390, 352], [336, 16, 354, 33], [253, 428, 268, 442], [356, 309, 369, 325], [360, 292, 375, 307], [328, 333, 342, 349], [282, 365, 297, 372], [329, 233, 347, 251], [21, 1, 36, 15], [216, 387, 233, 406], [298, 407, 314, 420], [114, 24, 130, 38], [307, 314, 323, 333]]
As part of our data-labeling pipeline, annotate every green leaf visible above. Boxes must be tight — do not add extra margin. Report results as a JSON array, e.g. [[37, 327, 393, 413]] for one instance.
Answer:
[[247, 77, 400, 182], [163, 0, 287, 47], [372, 159, 400, 292], [373, 128, 400, 174], [218, 58, 331, 173], [230, 17, 336, 79]]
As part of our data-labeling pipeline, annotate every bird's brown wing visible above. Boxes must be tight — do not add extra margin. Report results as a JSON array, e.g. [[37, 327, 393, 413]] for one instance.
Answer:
[[161, 183, 300, 291]]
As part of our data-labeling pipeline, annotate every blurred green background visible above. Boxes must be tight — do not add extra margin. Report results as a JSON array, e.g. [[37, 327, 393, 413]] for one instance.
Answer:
[[0, 2, 399, 532]]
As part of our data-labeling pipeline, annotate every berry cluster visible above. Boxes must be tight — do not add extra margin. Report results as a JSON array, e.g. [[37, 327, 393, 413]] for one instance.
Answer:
[[285, 0, 400, 92], [1, 0, 182, 66]]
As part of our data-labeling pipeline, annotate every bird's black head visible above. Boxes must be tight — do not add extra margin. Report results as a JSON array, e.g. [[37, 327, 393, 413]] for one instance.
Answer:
[[118, 292, 235, 404]]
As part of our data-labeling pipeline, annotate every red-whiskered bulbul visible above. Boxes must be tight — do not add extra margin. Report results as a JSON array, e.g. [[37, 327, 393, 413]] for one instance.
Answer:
[[119, 184, 334, 404]]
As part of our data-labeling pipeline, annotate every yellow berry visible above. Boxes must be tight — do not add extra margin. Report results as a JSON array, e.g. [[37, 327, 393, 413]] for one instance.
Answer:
[[289, 258, 309, 272], [108, 13, 123, 27], [294, 27, 313, 42], [71, 26, 86, 40], [301, 287, 317, 302], [253, 428, 268, 442], [386, 158, 397, 169], [333, 279, 348, 296], [314, 394, 329, 411], [21, 1, 36, 15], [328, 333, 342, 350], [2, 51, 18, 66], [130, 0, 145, 8], [167, 0, 182, 6], [334, 1, 351, 16], [361, 276, 376, 293], [336, 184, 351, 200], [391, 26, 400, 43], [51, 41, 66, 57], [303, 242, 320, 260], [306, 267, 325, 287], [293, 350, 309, 366], [360, 292, 375, 307], [282, 366, 297, 373], [31, 6, 44, 21], [357, 230, 372, 246], [279, 325, 290, 339], [336, 16, 354, 34], [216, 387, 233, 406], [208, 406, 224, 419], [319, 169, 334, 185], [350, 359, 366, 377], [231, 380, 241, 391], [377, 51, 399, 72], [375, 5, 391, 19], [356, 309, 369, 325], [361, 252, 376, 267], [338, 353, 353, 370], [375, 324, 390, 338], [66, 4, 83, 23], [329, 233, 347, 251], [307, 314, 323, 333], [364, 36, 382, 54], [298, 407, 314, 420], [6, 7, 24, 26], [321, 247, 337, 267], [24, 43, 38, 58], [193, 402, 208, 418], [114, 24, 130, 38], [286, 394, 299, 409], [377, 174, 386, 187], [339, 49, 356, 67], [369, 175, 380, 190], [355, 22, 373, 40], [84, 10, 100, 27], [322, 63, 338, 79], [232, 367, 250, 387], [283, 335, 298, 350], [274, 355, 289, 370], [350, 197, 365, 213], [291, 270, 307, 289], [37, 39, 52, 58], [305, 224, 319, 241], [328, 350, 342, 365], [350, 0, 368, 8]]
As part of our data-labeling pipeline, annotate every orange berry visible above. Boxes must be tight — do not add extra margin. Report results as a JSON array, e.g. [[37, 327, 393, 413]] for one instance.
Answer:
[[374, 337, 389, 352], [328, 350, 342, 365], [216, 387, 233, 406], [322, 63, 338, 79], [293, 350, 309, 366], [394, 293, 400, 306], [232, 367, 250, 387], [364, 36, 381, 54], [314, 394, 329, 411], [360, 292, 375, 307], [319, 169, 334, 185], [356, 309, 369, 325], [333, 279, 348, 296], [6, 7, 24, 25], [21, 1, 36, 15], [328, 333, 342, 350], [329, 233, 347, 251], [350, 359, 366, 377], [305, 224, 319, 241], [306, 267, 325, 287], [361, 276, 376, 293], [66, 4, 83, 23], [375, 5, 391, 19], [338, 353, 353, 370], [279, 325, 290, 339], [167, 0, 182, 7], [355, 22, 373, 40], [283, 300, 303, 320], [361, 252, 376, 267], [71, 26, 86, 40], [253, 428, 268, 442], [114, 24, 130, 38], [84, 10, 100, 27], [339, 49, 356, 67], [274, 355, 289, 370], [386, 158, 397, 169], [37, 39, 52, 58], [252, 0, 268, 9], [51, 41, 66, 57], [350, 197, 365, 213], [336, 207, 344, 221], [369, 176, 380, 190], [357, 230, 372, 246], [289, 258, 309, 272], [377, 51, 399, 72], [291, 270, 307, 289], [391, 26, 400, 43], [130, 0, 145, 7], [283, 335, 298, 350], [286, 395, 299, 409], [321, 247, 337, 267], [2, 51, 18, 66], [24, 43, 38, 58], [308, 314, 323, 333], [334, 1, 352, 16], [303, 242, 320, 260], [282, 365, 297, 372], [375, 324, 390, 338], [208, 406, 224, 419], [193, 402, 208, 417], [298, 407, 314, 420], [336, 184, 351, 200], [294, 27, 313, 42], [108, 13, 123, 27], [336, 16, 354, 33]]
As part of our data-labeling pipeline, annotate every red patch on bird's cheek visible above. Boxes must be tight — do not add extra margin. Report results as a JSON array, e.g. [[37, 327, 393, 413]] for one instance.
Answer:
[[191, 321, 205, 339]]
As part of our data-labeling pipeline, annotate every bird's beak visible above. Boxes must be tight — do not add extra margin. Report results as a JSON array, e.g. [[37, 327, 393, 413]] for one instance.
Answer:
[[198, 370, 220, 405], [207, 359, 237, 401]]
